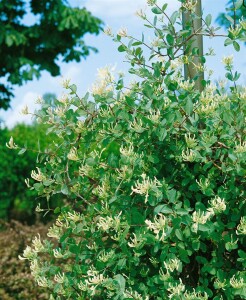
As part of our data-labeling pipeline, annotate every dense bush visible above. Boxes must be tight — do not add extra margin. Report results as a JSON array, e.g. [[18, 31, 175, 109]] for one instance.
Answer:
[[0, 123, 61, 222], [10, 0, 246, 299]]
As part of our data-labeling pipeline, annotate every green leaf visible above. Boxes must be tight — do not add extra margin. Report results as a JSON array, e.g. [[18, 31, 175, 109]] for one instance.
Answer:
[[185, 98, 193, 115], [224, 38, 233, 46], [118, 45, 127, 52], [205, 14, 212, 26], [166, 34, 174, 45], [162, 3, 168, 11], [154, 205, 173, 215], [114, 274, 126, 294], [151, 7, 162, 14], [225, 15, 234, 24], [61, 184, 69, 195], [175, 229, 184, 241], [18, 148, 26, 155], [54, 207, 60, 214], [157, 128, 167, 141], [70, 84, 77, 94], [234, 0, 243, 9], [233, 41, 240, 52]]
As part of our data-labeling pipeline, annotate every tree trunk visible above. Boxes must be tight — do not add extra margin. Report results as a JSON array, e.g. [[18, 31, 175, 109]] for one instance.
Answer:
[[182, 0, 204, 92]]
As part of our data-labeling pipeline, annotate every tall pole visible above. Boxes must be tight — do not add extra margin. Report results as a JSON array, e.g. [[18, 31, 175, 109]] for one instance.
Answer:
[[182, 0, 204, 92]]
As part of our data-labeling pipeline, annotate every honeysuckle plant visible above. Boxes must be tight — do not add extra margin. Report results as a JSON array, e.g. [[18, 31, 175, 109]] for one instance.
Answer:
[[8, 0, 246, 299]]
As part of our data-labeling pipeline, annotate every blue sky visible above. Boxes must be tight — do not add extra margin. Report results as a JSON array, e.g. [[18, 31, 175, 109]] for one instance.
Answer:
[[1, 0, 245, 128]]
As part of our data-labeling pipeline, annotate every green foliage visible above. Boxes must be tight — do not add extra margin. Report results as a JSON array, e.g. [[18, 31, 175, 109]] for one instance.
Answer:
[[217, 0, 246, 49], [12, 1, 246, 299], [0, 122, 61, 222], [0, 0, 103, 110]]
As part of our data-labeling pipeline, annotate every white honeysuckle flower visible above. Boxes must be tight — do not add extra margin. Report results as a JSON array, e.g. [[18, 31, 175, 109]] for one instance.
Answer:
[[236, 216, 246, 235], [85, 274, 107, 285], [62, 78, 71, 89], [54, 106, 66, 117], [32, 234, 45, 252], [128, 233, 145, 248], [93, 182, 109, 198], [58, 93, 69, 104], [230, 275, 245, 289], [98, 250, 115, 262], [228, 25, 242, 38], [147, 0, 156, 5], [204, 83, 217, 94], [198, 100, 218, 114], [54, 272, 65, 284], [97, 212, 122, 232], [123, 289, 148, 300], [66, 211, 81, 222], [147, 109, 161, 123], [120, 143, 134, 156], [75, 120, 85, 133], [129, 119, 145, 133], [167, 279, 185, 299], [67, 147, 79, 161], [218, 79, 228, 89], [214, 278, 227, 290], [117, 27, 128, 37], [19, 245, 37, 261], [182, 149, 196, 162], [135, 8, 146, 19], [53, 248, 64, 258], [178, 79, 195, 91], [240, 17, 246, 30], [79, 163, 94, 177], [185, 133, 197, 148], [25, 178, 30, 188], [192, 210, 211, 225], [31, 167, 46, 182], [35, 95, 43, 104], [103, 26, 113, 36], [234, 140, 246, 153], [131, 174, 162, 203], [182, 0, 197, 11], [159, 267, 171, 281], [35, 203, 45, 212], [209, 196, 226, 214], [196, 177, 210, 191], [30, 259, 40, 277], [222, 55, 234, 67], [184, 289, 208, 300], [78, 281, 88, 291], [145, 213, 167, 241], [164, 258, 180, 273], [149, 257, 158, 267], [86, 242, 98, 251], [36, 276, 51, 288], [6, 136, 18, 149], [47, 224, 63, 240], [20, 105, 29, 115]]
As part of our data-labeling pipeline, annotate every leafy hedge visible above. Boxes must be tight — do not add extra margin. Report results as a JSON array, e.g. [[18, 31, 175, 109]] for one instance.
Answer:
[[9, 1, 246, 299]]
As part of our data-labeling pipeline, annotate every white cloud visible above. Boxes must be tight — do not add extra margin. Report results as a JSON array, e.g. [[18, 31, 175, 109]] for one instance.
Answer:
[[85, 0, 179, 20]]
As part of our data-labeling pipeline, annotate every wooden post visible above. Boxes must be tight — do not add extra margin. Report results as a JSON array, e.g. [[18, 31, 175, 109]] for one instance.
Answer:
[[182, 0, 204, 92]]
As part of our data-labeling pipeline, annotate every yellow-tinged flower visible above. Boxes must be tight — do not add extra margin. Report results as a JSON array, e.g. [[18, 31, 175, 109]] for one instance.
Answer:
[[6, 136, 18, 149], [67, 147, 79, 161], [117, 27, 128, 37], [20, 105, 29, 115], [31, 167, 46, 182]]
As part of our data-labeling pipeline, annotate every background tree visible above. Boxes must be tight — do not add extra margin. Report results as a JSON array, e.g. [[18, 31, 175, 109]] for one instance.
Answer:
[[217, 0, 246, 31], [0, 0, 103, 110]]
